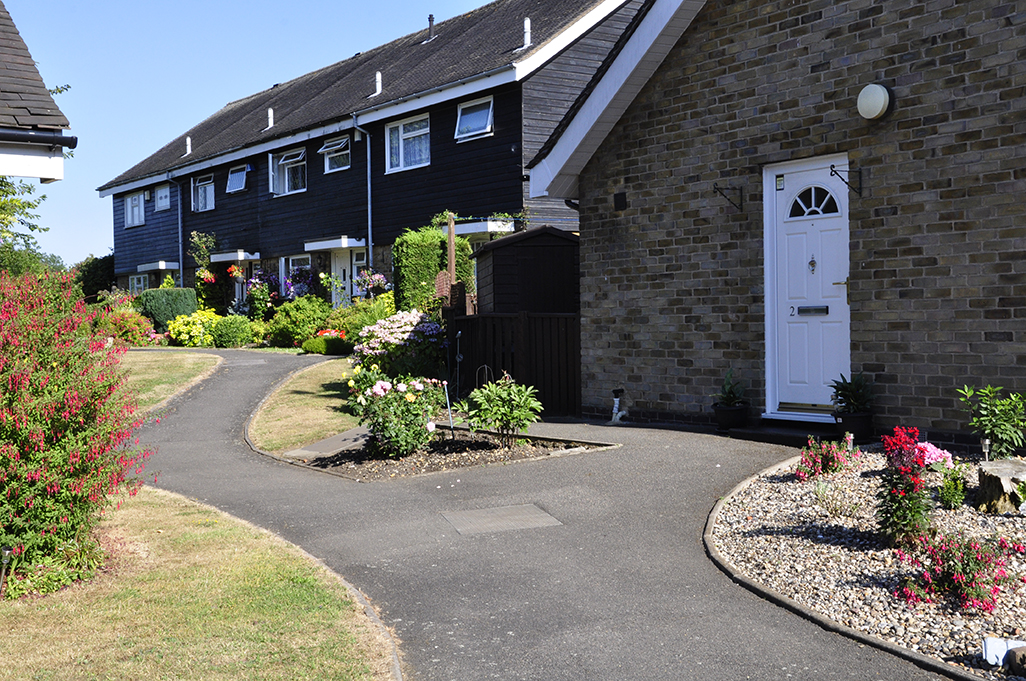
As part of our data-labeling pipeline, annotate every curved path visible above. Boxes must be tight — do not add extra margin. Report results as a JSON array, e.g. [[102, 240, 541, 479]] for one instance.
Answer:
[[140, 350, 947, 680]]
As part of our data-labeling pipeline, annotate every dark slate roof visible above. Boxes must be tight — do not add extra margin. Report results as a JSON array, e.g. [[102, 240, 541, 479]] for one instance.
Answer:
[[0, 1, 69, 130], [99, 0, 612, 192], [472, 224, 578, 257]]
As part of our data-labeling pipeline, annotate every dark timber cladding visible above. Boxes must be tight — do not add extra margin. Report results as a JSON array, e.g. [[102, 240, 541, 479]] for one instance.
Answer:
[[370, 83, 525, 242], [113, 183, 181, 274]]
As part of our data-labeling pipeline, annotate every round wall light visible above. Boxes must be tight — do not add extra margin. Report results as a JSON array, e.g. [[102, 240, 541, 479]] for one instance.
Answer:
[[857, 84, 891, 120]]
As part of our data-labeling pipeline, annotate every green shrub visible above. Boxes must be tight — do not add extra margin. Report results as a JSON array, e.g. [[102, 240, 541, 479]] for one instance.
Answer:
[[460, 374, 543, 448], [135, 288, 198, 333], [957, 385, 1026, 459], [0, 270, 150, 596], [167, 309, 222, 347], [211, 314, 252, 348], [353, 308, 446, 378], [392, 220, 473, 311], [346, 364, 446, 457], [249, 319, 268, 345], [938, 462, 968, 510], [94, 307, 155, 346], [266, 295, 331, 347], [301, 330, 349, 355], [325, 292, 396, 352]]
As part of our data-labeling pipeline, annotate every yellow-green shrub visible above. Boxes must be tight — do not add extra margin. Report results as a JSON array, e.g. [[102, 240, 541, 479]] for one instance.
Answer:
[[167, 309, 222, 347]]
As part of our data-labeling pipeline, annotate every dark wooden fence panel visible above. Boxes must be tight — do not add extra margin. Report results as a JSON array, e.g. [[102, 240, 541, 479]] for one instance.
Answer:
[[444, 310, 581, 416]]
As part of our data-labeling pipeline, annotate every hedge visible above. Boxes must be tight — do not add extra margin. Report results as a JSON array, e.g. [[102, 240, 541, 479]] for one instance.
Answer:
[[135, 288, 198, 333]]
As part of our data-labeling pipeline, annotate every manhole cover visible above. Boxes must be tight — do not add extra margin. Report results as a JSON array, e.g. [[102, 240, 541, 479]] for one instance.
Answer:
[[441, 504, 561, 535], [224, 359, 267, 366]]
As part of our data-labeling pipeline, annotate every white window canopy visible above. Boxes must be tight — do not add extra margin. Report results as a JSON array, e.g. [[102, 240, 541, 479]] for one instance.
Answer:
[[137, 260, 180, 272], [305, 236, 367, 251], [210, 250, 261, 263]]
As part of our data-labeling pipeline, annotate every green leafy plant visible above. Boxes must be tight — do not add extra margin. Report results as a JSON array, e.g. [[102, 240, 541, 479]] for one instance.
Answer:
[[392, 214, 474, 311], [301, 329, 348, 355], [346, 364, 446, 457], [877, 428, 933, 546], [266, 295, 331, 347], [211, 314, 252, 348], [813, 480, 862, 518], [167, 309, 222, 347], [0, 270, 150, 596], [957, 385, 1026, 459], [160, 273, 176, 288], [134, 288, 198, 333], [325, 291, 396, 353], [460, 374, 543, 448], [830, 372, 873, 414], [713, 368, 745, 406], [938, 462, 969, 510]]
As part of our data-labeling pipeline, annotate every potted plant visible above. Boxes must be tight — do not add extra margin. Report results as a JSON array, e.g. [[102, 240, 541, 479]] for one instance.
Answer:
[[830, 372, 873, 442], [712, 368, 748, 433]]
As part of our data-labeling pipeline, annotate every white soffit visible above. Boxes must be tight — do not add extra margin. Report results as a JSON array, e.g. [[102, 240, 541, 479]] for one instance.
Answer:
[[530, 0, 707, 199], [305, 236, 367, 251], [0, 143, 64, 183]]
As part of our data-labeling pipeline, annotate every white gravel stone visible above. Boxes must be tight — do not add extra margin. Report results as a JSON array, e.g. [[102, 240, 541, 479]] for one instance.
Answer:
[[711, 450, 1026, 680]]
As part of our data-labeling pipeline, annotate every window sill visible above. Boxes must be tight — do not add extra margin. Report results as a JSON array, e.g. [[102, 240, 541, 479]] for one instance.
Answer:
[[272, 188, 308, 198], [324, 166, 351, 175], [385, 162, 430, 175], [455, 131, 494, 143]]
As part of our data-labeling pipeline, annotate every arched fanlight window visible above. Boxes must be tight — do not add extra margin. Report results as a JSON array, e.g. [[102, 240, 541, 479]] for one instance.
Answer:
[[788, 186, 839, 218]]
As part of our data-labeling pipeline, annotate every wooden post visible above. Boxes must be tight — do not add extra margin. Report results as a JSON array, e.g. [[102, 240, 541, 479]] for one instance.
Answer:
[[447, 211, 457, 286]]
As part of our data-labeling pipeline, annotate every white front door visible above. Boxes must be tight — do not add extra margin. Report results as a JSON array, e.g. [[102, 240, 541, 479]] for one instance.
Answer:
[[764, 154, 851, 421], [329, 248, 369, 306]]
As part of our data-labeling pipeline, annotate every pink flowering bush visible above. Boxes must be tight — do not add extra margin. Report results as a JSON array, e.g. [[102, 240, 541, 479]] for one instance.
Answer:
[[353, 309, 445, 378], [346, 364, 446, 457], [795, 434, 859, 482], [882, 425, 953, 469], [0, 271, 151, 596], [896, 533, 1025, 612]]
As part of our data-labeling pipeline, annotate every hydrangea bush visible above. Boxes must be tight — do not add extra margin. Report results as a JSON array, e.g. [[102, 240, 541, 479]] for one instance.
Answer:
[[353, 309, 445, 378]]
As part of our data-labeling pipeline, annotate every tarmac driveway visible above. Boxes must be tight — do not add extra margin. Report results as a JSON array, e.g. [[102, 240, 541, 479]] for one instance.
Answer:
[[139, 350, 945, 680]]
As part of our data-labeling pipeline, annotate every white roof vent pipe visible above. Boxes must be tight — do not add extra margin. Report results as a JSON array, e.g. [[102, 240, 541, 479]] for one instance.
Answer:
[[184, 136, 191, 156], [265, 108, 274, 130], [371, 71, 382, 97], [522, 18, 531, 50]]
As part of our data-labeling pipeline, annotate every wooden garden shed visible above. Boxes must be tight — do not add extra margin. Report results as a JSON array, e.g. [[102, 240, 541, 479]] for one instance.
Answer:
[[473, 226, 580, 313]]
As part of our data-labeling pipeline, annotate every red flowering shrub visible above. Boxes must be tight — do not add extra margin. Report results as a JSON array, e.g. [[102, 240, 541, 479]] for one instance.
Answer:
[[0, 271, 151, 594], [877, 426, 932, 546], [93, 307, 155, 346]]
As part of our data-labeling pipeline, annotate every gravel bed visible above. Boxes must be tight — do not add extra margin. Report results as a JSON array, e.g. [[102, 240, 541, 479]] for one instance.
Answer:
[[711, 450, 1026, 679]]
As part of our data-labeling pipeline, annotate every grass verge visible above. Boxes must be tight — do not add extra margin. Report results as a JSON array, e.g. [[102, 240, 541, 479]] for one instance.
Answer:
[[249, 357, 359, 454], [0, 487, 396, 680], [121, 349, 221, 412]]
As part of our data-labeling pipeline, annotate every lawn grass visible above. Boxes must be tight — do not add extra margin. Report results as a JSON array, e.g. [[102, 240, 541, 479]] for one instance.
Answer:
[[0, 487, 395, 680], [249, 357, 359, 454], [121, 349, 221, 412]]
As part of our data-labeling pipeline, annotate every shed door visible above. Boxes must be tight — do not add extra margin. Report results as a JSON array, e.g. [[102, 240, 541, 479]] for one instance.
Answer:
[[764, 154, 850, 420]]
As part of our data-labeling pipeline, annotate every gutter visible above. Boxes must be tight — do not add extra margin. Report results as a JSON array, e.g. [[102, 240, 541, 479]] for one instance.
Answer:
[[0, 128, 78, 149]]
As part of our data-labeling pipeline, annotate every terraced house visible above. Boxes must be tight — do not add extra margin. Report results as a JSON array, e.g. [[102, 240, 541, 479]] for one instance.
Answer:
[[98, 0, 642, 299], [530, 0, 1026, 440]]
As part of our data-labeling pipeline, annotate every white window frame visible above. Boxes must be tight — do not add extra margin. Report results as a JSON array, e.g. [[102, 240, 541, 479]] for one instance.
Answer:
[[269, 148, 307, 195], [192, 174, 215, 212], [226, 165, 248, 193], [125, 191, 145, 227], [455, 96, 494, 142], [318, 136, 351, 173], [128, 274, 148, 294], [154, 184, 171, 212], [385, 114, 430, 173]]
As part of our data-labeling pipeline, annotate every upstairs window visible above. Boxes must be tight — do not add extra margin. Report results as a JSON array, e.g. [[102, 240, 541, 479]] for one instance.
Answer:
[[270, 148, 307, 195], [155, 184, 171, 211], [455, 97, 493, 141], [319, 137, 351, 173], [125, 191, 145, 227], [386, 114, 430, 172], [226, 165, 248, 193], [192, 175, 214, 212]]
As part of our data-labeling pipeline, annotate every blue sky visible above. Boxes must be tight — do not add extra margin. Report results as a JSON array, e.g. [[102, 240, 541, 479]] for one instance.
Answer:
[[8, 0, 485, 266]]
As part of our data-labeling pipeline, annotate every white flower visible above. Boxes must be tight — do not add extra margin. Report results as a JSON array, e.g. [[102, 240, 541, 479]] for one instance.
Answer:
[[426, 422, 436, 432]]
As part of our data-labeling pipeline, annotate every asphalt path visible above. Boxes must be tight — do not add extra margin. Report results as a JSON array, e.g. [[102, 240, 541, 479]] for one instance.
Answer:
[[138, 349, 945, 680]]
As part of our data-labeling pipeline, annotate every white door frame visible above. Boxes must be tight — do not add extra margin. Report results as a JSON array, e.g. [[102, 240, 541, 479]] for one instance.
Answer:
[[763, 152, 850, 423]]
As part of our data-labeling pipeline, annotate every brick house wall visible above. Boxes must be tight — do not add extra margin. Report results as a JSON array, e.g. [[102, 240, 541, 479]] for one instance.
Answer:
[[575, 0, 1026, 440]]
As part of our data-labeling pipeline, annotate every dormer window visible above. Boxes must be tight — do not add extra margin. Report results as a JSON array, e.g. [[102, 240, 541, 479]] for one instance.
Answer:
[[318, 137, 351, 173], [270, 148, 307, 195], [455, 97, 493, 141], [226, 165, 248, 193]]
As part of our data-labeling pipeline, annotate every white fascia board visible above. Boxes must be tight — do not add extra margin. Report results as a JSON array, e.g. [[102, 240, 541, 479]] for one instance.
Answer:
[[304, 236, 367, 251], [210, 250, 260, 262], [450, 219, 514, 236], [0, 143, 64, 182], [98, 120, 355, 198], [512, 0, 632, 80], [137, 260, 180, 272], [530, 0, 707, 199]]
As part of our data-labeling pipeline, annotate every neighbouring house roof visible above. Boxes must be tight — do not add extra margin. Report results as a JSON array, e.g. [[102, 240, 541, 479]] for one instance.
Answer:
[[528, 0, 706, 199], [0, 1, 68, 131], [98, 0, 633, 196]]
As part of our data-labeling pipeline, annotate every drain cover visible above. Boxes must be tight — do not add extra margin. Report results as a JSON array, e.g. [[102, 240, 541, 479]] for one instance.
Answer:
[[441, 504, 561, 535]]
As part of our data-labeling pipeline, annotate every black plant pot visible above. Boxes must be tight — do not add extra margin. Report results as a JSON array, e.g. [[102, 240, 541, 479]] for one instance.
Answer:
[[833, 411, 873, 443], [712, 403, 748, 434]]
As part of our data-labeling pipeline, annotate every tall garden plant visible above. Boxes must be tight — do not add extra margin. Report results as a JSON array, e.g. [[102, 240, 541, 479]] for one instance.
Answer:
[[0, 271, 151, 595], [392, 213, 474, 311]]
